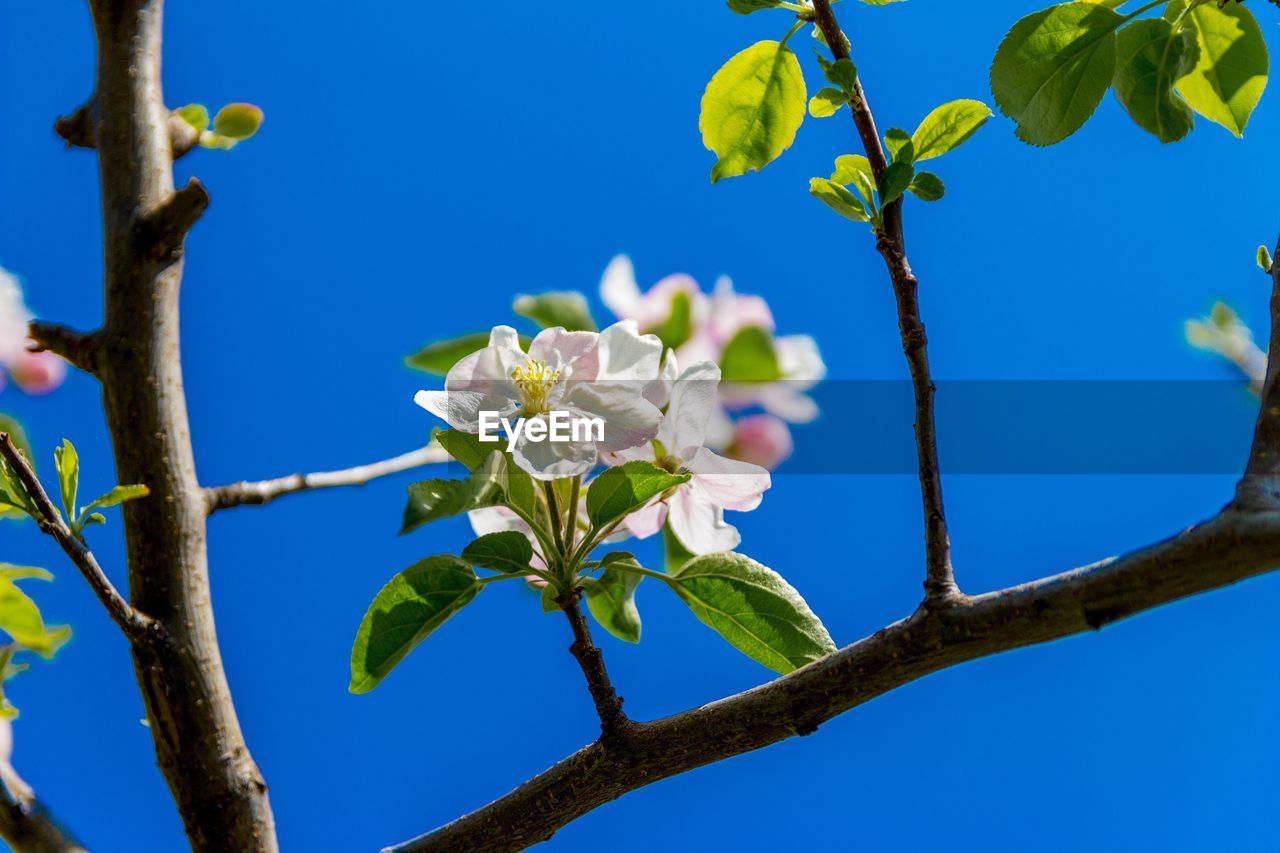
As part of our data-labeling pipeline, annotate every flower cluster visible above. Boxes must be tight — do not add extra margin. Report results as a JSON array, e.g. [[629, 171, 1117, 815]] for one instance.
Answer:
[[600, 256, 823, 471], [0, 267, 64, 397]]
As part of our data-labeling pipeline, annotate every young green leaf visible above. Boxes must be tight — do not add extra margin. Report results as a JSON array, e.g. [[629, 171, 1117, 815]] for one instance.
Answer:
[[991, 2, 1124, 146], [583, 557, 643, 643], [719, 326, 785, 382], [883, 128, 914, 164], [0, 575, 71, 658], [910, 99, 993, 161], [1167, 0, 1268, 138], [83, 484, 149, 513], [727, 0, 783, 13], [406, 332, 491, 375], [645, 290, 694, 351], [586, 461, 688, 530], [665, 552, 836, 674], [831, 154, 877, 207], [877, 160, 915, 206], [512, 291, 597, 332], [213, 103, 264, 140], [461, 531, 535, 575], [809, 177, 870, 222], [1258, 245, 1274, 273], [349, 555, 481, 693], [809, 87, 849, 118], [1113, 19, 1198, 143], [701, 40, 807, 183], [175, 103, 210, 132], [401, 453, 505, 534], [53, 440, 78, 525], [908, 171, 945, 202], [662, 522, 697, 574], [822, 58, 859, 92]]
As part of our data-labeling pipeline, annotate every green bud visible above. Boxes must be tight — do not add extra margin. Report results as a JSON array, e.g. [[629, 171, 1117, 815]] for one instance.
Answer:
[[213, 103, 264, 141], [175, 104, 210, 132]]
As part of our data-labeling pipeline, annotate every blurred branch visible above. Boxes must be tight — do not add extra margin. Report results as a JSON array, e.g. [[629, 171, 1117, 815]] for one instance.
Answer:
[[26, 322, 101, 376], [0, 432, 154, 640], [204, 444, 449, 514], [810, 0, 958, 604], [55, 96, 201, 159], [0, 787, 85, 853]]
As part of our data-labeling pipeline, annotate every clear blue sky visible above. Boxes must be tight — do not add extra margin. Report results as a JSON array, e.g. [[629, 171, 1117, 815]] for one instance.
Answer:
[[2, 1, 1278, 850]]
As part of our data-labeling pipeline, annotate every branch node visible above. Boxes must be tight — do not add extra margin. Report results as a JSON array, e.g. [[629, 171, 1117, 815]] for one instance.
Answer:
[[27, 321, 102, 376], [54, 98, 97, 149], [134, 178, 210, 261]]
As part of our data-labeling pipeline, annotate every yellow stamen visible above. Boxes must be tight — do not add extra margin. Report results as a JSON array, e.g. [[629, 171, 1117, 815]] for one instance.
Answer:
[[511, 359, 561, 415]]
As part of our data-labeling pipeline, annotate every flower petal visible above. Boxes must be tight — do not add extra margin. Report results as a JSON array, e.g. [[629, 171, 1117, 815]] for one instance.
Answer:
[[662, 361, 721, 455], [562, 384, 662, 453], [685, 446, 770, 511], [595, 320, 663, 381], [623, 499, 668, 539], [600, 255, 642, 320], [667, 484, 740, 555], [511, 425, 597, 480], [414, 389, 517, 432], [528, 327, 600, 378]]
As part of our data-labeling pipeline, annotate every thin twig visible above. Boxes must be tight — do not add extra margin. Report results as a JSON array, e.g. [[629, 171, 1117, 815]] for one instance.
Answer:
[[0, 432, 154, 640], [1237, 231, 1280, 509], [554, 589, 630, 743], [811, 0, 958, 604], [204, 444, 449, 514], [0, 786, 86, 853]]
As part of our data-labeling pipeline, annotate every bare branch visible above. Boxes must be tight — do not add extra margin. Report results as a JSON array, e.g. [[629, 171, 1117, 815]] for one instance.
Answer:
[[204, 444, 448, 514], [0, 787, 86, 853], [55, 97, 201, 160], [554, 590, 630, 743], [1237, 231, 1280, 510], [0, 432, 154, 640], [26, 322, 101, 376], [388, 506, 1280, 852], [810, 0, 957, 603]]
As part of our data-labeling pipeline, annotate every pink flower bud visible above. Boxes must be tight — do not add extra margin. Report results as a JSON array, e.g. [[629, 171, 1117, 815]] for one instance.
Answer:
[[8, 347, 66, 395], [724, 415, 793, 471]]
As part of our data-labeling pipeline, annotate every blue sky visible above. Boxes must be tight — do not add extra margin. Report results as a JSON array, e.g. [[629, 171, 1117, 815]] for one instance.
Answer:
[[1, 1, 1278, 850]]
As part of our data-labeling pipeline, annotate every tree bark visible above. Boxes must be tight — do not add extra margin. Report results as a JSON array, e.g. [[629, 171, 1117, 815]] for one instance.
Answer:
[[84, 1, 277, 849]]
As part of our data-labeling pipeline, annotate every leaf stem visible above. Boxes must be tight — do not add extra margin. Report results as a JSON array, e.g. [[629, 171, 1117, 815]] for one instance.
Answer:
[[543, 481, 567, 568]]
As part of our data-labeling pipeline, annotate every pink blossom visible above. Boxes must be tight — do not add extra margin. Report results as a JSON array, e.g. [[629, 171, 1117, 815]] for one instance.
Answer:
[[724, 414, 794, 471]]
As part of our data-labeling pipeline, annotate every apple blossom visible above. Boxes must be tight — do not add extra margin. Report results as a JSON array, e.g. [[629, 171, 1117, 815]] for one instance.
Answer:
[[724, 414, 794, 470], [0, 266, 66, 397], [415, 322, 665, 480]]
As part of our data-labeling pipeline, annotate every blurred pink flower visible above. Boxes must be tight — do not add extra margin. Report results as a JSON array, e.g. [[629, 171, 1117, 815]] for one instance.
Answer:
[[0, 266, 65, 397], [724, 414, 794, 471], [8, 349, 66, 396]]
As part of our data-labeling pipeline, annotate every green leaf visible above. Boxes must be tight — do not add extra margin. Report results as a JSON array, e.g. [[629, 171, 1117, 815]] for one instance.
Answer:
[[0, 565, 52, 582], [1113, 18, 1198, 143], [822, 58, 859, 92], [175, 103, 210, 132], [53, 440, 78, 525], [406, 333, 491, 375], [401, 453, 505, 534], [727, 0, 783, 13], [1259, 245, 1273, 272], [461, 531, 535, 575], [512, 291, 597, 332], [809, 177, 870, 222], [877, 160, 915, 206], [720, 326, 784, 382], [809, 87, 848, 118], [831, 154, 876, 206], [540, 582, 561, 613], [991, 2, 1123, 146], [908, 171, 945, 202], [349, 555, 481, 693], [662, 522, 696, 574], [701, 40, 807, 182], [645, 290, 694, 351], [433, 430, 492, 472], [1167, 0, 1268, 138], [83, 484, 150, 513], [583, 555, 643, 643], [586, 461, 689, 530], [910, 99, 992, 161], [883, 127, 914, 164], [0, 576, 71, 658], [80, 513, 106, 529], [213, 103, 264, 140], [665, 552, 835, 674]]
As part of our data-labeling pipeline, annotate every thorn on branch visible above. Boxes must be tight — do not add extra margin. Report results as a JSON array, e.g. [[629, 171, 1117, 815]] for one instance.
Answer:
[[135, 179, 210, 262], [27, 321, 101, 376]]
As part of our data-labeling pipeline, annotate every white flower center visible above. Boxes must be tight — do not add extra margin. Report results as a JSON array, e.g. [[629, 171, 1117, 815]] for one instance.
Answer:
[[511, 358, 561, 415]]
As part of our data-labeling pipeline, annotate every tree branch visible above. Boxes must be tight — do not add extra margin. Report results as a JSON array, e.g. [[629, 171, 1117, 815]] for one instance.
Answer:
[[55, 96, 201, 160], [554, 590, 630, 743], [0, 432, 154, 640], [811, 0, 957, 603], [1236, 231, 1280, 510], [0, 788, 86, 853], [204, 444, 449, 514], [387, 506, 1280, 852], [26, 322, 101, 376]]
